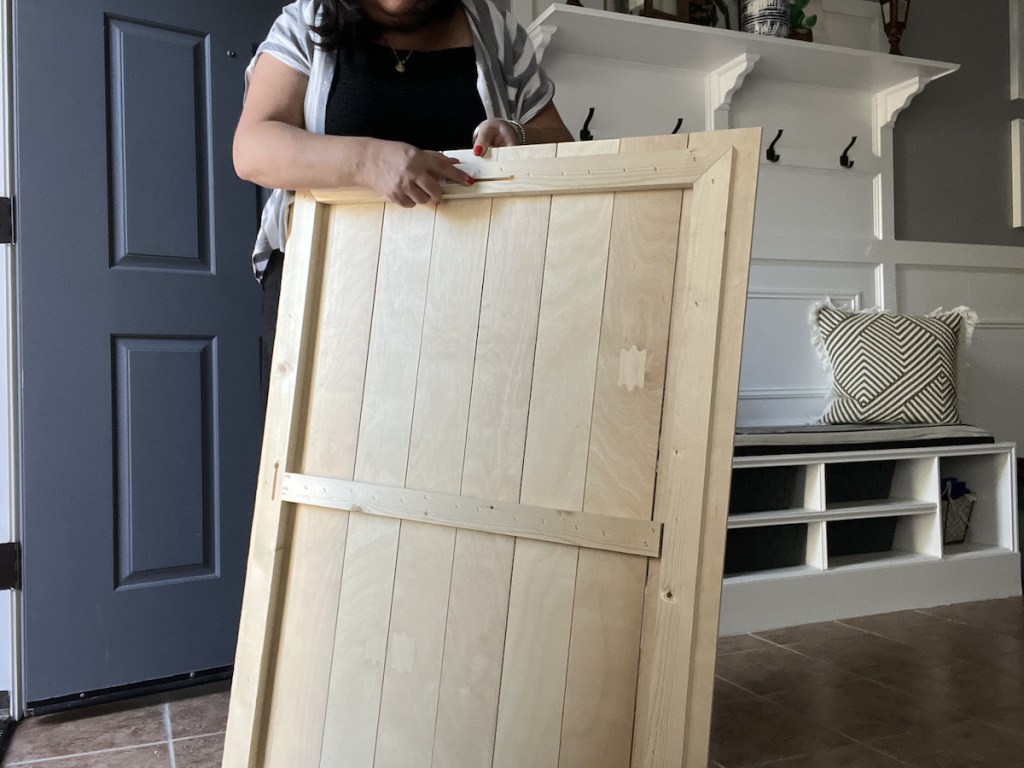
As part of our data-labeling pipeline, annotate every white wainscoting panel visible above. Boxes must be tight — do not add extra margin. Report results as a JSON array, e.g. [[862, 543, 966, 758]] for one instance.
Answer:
[[737, 260, 879, 426], [895, 264, 1024, 445]]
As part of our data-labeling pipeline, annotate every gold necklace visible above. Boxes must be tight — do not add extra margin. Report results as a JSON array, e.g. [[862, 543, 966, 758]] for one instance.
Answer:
[[386, 39, 414, 73]]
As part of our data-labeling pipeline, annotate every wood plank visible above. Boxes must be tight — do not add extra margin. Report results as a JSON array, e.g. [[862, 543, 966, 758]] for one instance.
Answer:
[[354, 203, 436, 485], [405, 198, 491, 493], [429, 143, 556, 768], [461, 145, 554, 501], [222, 194, 326, 768], [259, 203, 386, 766], [674, 128, 761, 768], [280, 474, 661, 557], [318, 513, 401, 768], [558, 134, 684, 768], [300, 204, 385, 477], [374, 197, 492, 768], [519, 140, 615, 510], [558, 549, 647, 768], [430, 530, 514, 768], [493, 139, 616, 768], [373, 522, 457, 768], [632, 129, 759, 768], [260, 506, 348, 767], [320, 203, 437, 768], [310, 147, 723, 204], [491, 538, 579, 768]]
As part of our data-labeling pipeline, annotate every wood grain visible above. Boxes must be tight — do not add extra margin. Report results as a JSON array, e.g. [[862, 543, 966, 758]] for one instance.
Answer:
[[559, 134, 684, 768], [280, 474, 661, 557], [429, 144, 558, 768], [222, 194, 325, 768], [310, 147, 723, 204]]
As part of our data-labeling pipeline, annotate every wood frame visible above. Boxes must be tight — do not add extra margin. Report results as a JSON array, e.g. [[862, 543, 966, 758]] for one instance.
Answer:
[[223, 129, 760, 768]]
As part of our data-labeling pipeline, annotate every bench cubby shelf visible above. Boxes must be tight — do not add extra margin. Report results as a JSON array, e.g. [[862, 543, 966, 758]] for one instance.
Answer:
[[719, 443, 1020, 635]]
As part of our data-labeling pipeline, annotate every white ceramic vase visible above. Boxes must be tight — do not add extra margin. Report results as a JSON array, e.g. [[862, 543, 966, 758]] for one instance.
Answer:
[[740, 0, 791, 37]]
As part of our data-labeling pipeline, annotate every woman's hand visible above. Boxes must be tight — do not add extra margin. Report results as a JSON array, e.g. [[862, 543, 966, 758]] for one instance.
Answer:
[[472, 118, 523, 155], [364, 141, 474, 207]]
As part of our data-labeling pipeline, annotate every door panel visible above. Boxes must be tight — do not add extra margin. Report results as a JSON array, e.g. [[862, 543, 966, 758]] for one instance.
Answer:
[[14, 0, 283, 703], [224, 133, 761, 767]]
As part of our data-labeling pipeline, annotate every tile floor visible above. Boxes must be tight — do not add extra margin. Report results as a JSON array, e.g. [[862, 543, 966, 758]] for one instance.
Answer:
[[2, 596, 1022, 767]]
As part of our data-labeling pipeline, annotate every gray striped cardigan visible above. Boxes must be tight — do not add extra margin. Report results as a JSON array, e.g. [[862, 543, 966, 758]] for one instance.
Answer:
[[246, 0, 557, 277]]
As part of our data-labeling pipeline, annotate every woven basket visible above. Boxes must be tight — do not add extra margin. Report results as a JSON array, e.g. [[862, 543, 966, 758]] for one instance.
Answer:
[[941, 494, 976, 545]]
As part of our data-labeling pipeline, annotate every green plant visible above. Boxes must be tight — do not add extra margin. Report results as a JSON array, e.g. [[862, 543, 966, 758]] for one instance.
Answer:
[[789, 0, 817, 30]]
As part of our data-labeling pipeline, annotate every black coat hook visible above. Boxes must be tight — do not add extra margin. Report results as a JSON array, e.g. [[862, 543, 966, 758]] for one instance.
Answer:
[[671, 118, 684, 135], [840, 136, 857, 169], [580, 107, 595, 142], [766, 129, 783, 162]]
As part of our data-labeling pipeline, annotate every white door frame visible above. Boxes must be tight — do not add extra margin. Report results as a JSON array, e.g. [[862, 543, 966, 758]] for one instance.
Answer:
[[1, 0, 22, 718]]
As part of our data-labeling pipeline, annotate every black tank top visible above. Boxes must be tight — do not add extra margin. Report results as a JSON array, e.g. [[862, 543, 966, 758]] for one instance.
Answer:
[[325, 43, 486, 151]]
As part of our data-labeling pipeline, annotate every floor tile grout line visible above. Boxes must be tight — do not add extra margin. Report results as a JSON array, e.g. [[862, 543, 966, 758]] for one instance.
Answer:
[[164, 703, 176, 768], [4, 740, 170, 766], [170, 730, 227, 743]]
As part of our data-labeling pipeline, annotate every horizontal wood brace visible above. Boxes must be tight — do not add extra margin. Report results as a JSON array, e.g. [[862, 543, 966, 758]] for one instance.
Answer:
[[309, 148, 729, 205], [280, 473, 663, 558]]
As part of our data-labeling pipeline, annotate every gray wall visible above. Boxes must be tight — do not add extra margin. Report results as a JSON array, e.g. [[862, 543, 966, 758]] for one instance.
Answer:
[[895, 0, 1024, 245]]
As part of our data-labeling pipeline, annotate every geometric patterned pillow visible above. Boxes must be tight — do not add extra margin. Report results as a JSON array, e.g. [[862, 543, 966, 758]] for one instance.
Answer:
[[811, 303, 977, 425]]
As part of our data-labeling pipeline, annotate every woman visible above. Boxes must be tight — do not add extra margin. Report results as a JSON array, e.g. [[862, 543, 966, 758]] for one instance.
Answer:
[[235, 0, 571, 402]]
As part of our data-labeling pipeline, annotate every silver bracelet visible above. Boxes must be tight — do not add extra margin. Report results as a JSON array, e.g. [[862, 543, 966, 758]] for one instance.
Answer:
[[504, 119, 527, 145]]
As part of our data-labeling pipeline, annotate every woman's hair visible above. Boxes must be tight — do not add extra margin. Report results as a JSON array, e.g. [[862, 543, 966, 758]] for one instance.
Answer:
[[311, 0, 368, 49]]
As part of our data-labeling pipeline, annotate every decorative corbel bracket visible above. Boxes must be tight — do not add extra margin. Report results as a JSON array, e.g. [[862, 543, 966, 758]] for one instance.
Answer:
[[528, 24, 557, 64], [872, 76, 925, 153], [706, 53, 760, 131]]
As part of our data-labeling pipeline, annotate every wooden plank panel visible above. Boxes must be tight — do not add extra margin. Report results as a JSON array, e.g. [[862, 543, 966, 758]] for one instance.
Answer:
[[491, 538, 578, 768], [519, 139, 615, 509], [406, 198, 491, 493], [461, 150, 554, 501], [559, 134, 685, 768], [374, 198, 492, 768], [320, 203, 437, 768], [430, 530, 513, 768], [373, 521, 456, 768], [354, 203, 436, 485], [319, 513, 401, 768], [430, 143, 556, 768], [260, 506, 348, 767], [493, 139, 616, 768], [223, 195, 325, 768], [260, 204, 386, 766], [300, 204, 385, 477], [558, 550, 646, 768]]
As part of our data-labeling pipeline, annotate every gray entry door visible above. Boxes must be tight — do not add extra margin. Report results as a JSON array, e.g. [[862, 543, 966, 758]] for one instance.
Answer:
[[14, 0, 283, 705]]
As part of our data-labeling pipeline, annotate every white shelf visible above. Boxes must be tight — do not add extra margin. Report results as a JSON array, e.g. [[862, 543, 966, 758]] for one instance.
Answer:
[[727, 507, 818, 528], [727, 499, 934, 529], [828, 550, 936, 570], [720, 441, 1020, 633], [824, 498, 935, 518], [529, 6, 958, 91]]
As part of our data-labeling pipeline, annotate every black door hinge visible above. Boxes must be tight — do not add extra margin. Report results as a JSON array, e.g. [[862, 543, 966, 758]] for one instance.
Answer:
[[0, 542, 21, 590], [0, 198, 12, 245]]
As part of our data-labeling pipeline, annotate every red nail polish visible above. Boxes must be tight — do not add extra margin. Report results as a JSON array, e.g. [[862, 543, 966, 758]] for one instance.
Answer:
[[467, 177, 476, 185], [473, 145, 483, 156]]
